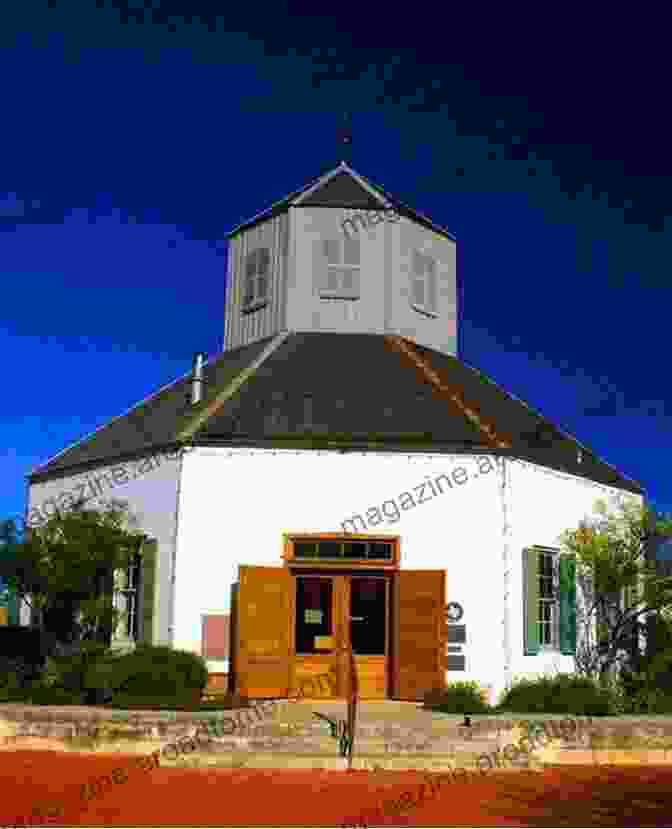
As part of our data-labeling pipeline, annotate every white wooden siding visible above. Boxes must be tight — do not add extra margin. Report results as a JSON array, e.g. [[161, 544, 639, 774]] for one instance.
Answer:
[[223, 212, 289, 351]]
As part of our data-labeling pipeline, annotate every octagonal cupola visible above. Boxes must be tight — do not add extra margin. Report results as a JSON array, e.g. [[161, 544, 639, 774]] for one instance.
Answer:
[[223, 161, 458, 357]]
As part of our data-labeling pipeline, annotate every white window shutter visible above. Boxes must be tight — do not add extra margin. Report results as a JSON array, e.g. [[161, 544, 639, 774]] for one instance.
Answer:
[[412, 249, 424, 276], [411, 250, 424, 306], [412, 277, 424, 306], [426, 257, 437, 312]]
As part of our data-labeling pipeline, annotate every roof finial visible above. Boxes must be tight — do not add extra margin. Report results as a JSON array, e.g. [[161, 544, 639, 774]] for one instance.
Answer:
[[339, 111, 352, 166]]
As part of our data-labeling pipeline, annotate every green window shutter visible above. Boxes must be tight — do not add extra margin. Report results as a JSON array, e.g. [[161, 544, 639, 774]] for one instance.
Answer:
[[559, 554, 577, 654], [8, 592, 19, 625], [140, 539, 157, 645], [523, 547, 540, 655]]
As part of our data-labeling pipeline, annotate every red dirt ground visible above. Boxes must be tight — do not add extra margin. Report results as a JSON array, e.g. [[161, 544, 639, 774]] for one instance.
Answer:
[[1, 751, 672, 827]]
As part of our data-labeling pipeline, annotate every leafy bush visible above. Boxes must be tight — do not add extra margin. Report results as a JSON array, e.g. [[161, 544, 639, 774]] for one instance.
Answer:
[[0, 661, 85, 705], [0, 666, 27, 702], [615, 670, 672, 714], [86, 645, 208, 703], [23, 683, 85, 706], [0, 655, 43, 688], [47, 641, 112, 694], [497, 673, 615, 715], [423, 680, 492, 714]]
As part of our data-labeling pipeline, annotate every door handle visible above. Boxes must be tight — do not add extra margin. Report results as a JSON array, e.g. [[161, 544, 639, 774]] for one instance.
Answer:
[[350, 617, 365, 621]]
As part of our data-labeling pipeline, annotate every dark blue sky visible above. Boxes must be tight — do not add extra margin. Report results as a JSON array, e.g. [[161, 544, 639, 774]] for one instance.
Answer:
[[2, 2, 670, 528]]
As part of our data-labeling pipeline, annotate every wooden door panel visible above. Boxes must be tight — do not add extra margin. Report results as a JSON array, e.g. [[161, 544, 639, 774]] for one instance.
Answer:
[[393, 569, 445, 700], [237, 565, 293, 698], [292, 574, 343, 698], [354, 656, 386, 698]]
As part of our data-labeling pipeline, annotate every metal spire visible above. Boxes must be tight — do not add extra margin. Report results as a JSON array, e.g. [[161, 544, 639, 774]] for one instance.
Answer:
[[339, 111, 352, 165]]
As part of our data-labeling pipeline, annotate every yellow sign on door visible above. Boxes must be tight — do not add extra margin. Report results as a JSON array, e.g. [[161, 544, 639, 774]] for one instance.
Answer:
[[314, 635, 334, 650]]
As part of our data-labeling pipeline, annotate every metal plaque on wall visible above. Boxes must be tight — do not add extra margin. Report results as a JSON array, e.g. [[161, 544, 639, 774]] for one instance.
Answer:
[[447, 625, 466, 644]]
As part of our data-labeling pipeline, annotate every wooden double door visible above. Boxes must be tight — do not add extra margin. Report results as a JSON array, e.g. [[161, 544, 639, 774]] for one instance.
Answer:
[[233, 565, 446, 701], [293, 572, 389, 699]]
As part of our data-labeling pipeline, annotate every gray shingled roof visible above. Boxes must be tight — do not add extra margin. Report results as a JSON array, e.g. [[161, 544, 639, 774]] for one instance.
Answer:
[[29, 332, 643, 496], [30, 336, 276, 479]]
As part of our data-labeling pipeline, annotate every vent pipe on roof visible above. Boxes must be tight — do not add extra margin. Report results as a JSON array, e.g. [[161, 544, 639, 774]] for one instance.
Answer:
[[191, 352, 206, 405]]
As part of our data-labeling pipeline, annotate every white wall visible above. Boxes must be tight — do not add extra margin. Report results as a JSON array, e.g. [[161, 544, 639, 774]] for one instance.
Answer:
[[26, 447, 642, 699], [173, 447, 505, 690], [26, 450, 183, 646], [505, 458, 644, 699]]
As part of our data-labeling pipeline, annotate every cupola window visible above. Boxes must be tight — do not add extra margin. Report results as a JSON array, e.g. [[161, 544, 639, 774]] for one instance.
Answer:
[[243, 247, 270, 311], [411, 249, 438, 316], [320, 237, 360, 299]]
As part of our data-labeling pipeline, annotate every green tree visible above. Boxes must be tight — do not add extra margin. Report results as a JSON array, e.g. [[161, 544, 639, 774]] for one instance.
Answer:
[[0, 498, 148, 651], [559, 495, 672, 684], [0, 518, 22, 621]]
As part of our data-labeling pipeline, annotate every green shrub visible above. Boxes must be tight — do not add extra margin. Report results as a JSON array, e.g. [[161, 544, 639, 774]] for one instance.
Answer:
[[46, 641, 112, 694], [616, 670, 672, 714], [0, 667, 27, 702], [0, 656, 40, 688], [497, 673, 615, 715], [423, 680, 491, 714], [86, 645, 208, 703], [23, 683, 84, 706]]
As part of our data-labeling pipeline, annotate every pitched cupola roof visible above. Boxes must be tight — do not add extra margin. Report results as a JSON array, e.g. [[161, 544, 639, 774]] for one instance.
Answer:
[[226, 161, 456, 242]]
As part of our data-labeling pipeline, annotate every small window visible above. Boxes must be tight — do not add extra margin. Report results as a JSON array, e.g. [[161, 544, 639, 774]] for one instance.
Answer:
[[321, 238, 360, 299], [411, 249, 438, 315], [291, 538, 393, 561], [113, 554, 141, 640], [243, 247, 270, 311]]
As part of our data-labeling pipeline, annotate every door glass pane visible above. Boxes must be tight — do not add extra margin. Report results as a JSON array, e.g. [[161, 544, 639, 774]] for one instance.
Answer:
[[295, 578, 333, 654], [350, 578, 386, 655]]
